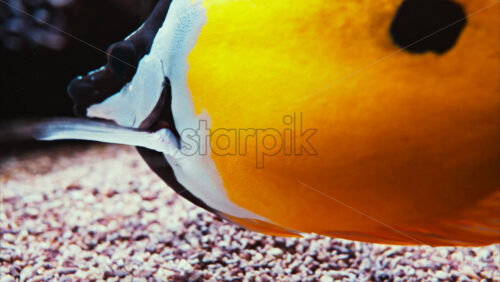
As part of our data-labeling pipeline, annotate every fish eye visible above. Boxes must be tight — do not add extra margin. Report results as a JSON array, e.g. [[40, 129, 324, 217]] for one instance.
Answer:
[[389, 0, 467, 54], [107, 41, 138, 82]]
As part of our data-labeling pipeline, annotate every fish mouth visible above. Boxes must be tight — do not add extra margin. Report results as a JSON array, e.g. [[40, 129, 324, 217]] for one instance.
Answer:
[[66, 0, 173, 131]]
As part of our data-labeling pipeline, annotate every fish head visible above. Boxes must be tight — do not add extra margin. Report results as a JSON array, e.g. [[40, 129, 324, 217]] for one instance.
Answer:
[[67, 0, 173, 130]]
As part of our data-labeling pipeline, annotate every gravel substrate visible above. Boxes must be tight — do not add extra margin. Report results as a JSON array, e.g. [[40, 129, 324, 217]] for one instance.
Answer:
[[1, 144, 499, 281]]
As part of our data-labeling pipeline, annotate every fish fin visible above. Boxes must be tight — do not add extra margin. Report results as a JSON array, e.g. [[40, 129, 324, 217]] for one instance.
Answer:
[[33, 118, 180, 156], [222, 213, 302, 237], [435, 189, 500, 246], [321, 191, 500, 246]]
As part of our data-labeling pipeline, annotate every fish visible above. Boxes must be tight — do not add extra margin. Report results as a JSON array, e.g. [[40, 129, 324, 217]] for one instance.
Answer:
[[34, 0, 500, 246]]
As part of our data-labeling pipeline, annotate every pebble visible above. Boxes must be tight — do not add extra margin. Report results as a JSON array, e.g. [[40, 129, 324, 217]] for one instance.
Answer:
[[0, 275, 15, 282], [477, 249, 491, 259], [267, 248, 283, 257], [67, 244, 81, 254], [435, 270, 450, 280], [9, 266, 20, 278], [116, 259, 125, 268], [459, 265, 480, 279], [57, 268, 77, 275], [145, 243, 157, 253], [24, 207, 39, 217], [319, 275, 334, 282], [114, 270, 129, 278], [2, 233, 16, 243]]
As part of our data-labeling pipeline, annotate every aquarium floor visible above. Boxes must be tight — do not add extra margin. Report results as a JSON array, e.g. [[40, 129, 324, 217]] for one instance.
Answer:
[[0, 144, 498, 281]]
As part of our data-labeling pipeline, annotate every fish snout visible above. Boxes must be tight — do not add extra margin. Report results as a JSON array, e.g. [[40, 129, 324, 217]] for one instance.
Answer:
[[67, 61, 125, 117]]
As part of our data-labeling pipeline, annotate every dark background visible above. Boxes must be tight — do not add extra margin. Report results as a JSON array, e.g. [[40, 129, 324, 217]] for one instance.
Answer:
[[0, 0, 157, 120]]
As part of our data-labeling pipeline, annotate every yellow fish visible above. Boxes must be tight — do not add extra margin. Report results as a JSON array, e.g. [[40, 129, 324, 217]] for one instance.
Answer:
[[36, 0, 500, 246]]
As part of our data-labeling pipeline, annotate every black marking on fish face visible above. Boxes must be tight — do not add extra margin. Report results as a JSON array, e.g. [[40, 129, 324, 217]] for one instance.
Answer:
[[390, 0, 466, 54], [107, 41, 138, 82], [67, 0, 172, 118], [139, 76, 176, 131], [136, 147, 218, 214]]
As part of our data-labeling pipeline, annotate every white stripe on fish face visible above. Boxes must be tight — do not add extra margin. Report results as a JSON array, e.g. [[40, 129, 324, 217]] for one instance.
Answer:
[[86, 55, 165, 128], [147, 0, 268, 221]]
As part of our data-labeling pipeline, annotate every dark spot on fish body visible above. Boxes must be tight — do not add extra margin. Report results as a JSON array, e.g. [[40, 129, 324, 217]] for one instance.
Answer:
[[390, 0, 466, 54]]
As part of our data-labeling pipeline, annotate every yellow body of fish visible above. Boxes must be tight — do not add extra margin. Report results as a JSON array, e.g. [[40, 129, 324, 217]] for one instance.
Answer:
[[184, 0, 500, 245]]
